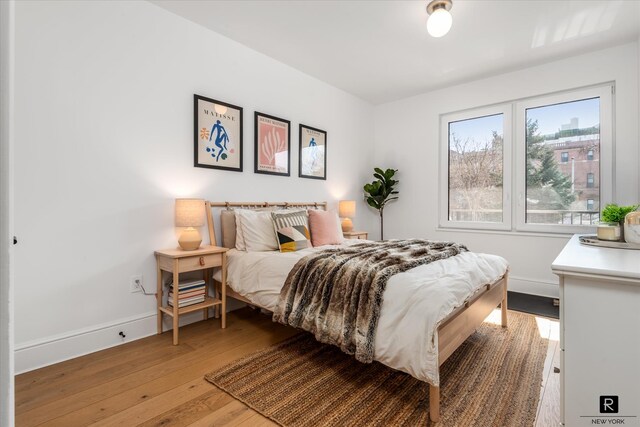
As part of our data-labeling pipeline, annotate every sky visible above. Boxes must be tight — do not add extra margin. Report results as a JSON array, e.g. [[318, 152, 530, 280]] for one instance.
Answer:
[[449, 114, 502, 152], [527, 97, 599, 135], [449, 97, 600, 149]]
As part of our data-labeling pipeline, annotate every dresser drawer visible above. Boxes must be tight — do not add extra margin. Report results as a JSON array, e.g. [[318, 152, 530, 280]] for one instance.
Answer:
[[178, 253, 223, 272]]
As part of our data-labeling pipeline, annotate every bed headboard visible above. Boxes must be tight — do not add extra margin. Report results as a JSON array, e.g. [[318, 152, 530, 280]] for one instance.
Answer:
[[205, 201, 328, 248]]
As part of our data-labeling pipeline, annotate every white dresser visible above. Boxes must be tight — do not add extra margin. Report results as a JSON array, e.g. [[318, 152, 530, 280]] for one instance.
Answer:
[[552, 235, 640, 426]]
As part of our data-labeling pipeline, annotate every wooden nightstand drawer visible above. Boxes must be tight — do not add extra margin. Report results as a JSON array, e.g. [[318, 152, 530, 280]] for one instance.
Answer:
[[178, 253, 222, 272], [343, 231, 368, 240]]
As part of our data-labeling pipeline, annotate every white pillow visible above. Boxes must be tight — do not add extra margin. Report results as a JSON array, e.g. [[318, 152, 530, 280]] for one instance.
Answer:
[[237, 209, 279, 251], [234, 208, 278, 251], [234, 210, 246, 251]]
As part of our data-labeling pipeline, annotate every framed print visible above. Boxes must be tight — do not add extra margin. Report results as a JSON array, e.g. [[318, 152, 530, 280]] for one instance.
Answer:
[[299, 124, 327, 180], [194, 94, 243, 172], [254, 111, 291, 176]]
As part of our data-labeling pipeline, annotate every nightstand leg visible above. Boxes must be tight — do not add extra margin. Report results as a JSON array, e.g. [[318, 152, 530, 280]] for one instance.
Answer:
[[203, 268, 208, 321], [172, 262, 179, 345], [221, 253, 227, 329], [214, 281, 220, 319], [156, 263, 162, 334]]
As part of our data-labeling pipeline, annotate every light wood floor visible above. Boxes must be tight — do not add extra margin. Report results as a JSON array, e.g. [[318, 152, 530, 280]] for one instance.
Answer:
[[15, 308, 560, 426]]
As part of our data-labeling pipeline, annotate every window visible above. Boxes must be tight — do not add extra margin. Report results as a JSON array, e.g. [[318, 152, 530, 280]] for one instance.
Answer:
[[521, 95, 605, 229], [441, 85, 612, 233], [439, 105, 512, 230]]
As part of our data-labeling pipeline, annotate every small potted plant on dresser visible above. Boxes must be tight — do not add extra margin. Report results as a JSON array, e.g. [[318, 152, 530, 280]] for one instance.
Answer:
[[597, 203, 639, 242]]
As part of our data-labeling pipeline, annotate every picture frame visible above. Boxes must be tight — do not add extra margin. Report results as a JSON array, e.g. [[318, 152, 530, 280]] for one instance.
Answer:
[[298, 124, 327, 180], [254, 111, 291, 176], [194, 94, 243, 172]]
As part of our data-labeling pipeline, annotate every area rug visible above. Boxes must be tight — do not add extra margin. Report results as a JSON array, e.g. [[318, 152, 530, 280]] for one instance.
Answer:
[[204, 311, 547, 426]]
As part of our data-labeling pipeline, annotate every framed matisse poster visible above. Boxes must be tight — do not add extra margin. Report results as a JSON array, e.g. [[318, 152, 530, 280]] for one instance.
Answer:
[[254, 112, 290, 176], [298, 124, 327, 180], [194, 94, 243, 172]]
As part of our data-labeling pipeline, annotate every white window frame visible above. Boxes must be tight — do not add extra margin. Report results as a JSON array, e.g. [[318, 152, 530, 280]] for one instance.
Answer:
[[514, 85, 613, 234], [439, 104, 512, 231]]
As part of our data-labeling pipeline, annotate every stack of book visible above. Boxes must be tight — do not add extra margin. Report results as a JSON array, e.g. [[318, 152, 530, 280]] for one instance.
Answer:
[[168, 279, 206, 308]]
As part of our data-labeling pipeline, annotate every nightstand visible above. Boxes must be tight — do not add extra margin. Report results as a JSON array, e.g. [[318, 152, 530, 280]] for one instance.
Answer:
[[155, 245, 228, 345], [343, 231, 368, 240]]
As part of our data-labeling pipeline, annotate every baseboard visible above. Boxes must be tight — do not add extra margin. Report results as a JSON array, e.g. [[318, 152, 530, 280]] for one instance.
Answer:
[[15, 298, 246, 374], [15, 278, 554, 374], [15, 311, 157, 374], [508, 275, 559, 298]]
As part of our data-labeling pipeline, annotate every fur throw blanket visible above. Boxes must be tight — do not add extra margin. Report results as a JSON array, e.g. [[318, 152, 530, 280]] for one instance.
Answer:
[[273, 239, 468, 363]]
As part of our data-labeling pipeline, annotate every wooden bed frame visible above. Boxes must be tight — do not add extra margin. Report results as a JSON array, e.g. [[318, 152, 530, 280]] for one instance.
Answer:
[[205, 201, 508, 423]]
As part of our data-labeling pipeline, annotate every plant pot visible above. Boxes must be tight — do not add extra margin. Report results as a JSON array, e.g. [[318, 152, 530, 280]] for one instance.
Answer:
[[596, 222, 621, 241]]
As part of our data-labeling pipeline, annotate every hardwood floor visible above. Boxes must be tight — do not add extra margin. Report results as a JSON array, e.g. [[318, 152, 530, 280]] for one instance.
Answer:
[[535, 316, 561, 427], [15, 308, 560, 426]]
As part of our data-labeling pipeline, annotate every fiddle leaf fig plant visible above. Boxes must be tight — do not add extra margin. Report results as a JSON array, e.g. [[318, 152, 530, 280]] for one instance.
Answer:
[[363, 167, 399, 240]]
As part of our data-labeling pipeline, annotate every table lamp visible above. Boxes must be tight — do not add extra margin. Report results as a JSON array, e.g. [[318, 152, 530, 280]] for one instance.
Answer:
[[339, 200, 356, 232], [175, 198, 204, 250]]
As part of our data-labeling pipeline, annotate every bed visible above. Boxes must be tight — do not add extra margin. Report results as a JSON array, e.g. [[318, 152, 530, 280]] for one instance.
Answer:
[[205, 201, 509, 423]]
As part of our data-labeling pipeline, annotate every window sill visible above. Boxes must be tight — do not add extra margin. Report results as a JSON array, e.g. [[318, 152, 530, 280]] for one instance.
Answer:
[[436, 227, 585, 239]]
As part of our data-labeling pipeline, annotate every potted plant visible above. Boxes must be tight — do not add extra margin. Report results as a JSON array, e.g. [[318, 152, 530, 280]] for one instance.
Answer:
[[599, 203, 639, 241], [363, 168, 399, 240]]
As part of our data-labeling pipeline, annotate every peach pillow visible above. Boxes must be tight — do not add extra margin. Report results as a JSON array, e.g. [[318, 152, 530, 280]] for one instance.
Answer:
[[308, 210, 344, 247]]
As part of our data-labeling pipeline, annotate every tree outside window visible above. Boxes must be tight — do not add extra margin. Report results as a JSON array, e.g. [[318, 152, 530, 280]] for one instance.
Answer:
[[448, 115, 504, 223]]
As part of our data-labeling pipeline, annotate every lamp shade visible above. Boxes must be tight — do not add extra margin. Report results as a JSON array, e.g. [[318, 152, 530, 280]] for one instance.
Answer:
[[175, 198, 204, 227], [339, 200, 356, 218]]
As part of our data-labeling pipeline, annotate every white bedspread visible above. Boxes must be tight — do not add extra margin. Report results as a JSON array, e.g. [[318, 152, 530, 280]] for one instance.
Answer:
[[215, 240, 508, 385]]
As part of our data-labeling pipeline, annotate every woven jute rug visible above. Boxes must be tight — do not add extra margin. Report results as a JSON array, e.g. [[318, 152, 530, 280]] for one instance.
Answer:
[[205, 311, 548, 426]]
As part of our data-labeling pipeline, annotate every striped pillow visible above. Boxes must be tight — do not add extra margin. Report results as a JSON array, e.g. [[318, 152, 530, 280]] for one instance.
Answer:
[[271, 210, 311, 252]]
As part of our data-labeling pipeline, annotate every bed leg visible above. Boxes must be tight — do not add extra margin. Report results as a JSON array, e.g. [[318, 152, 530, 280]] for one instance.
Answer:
[[501, 273, 508, 328], [429, 384, 440, 423]]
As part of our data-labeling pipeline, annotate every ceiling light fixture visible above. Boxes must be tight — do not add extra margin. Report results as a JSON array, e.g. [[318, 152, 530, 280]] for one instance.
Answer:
[[426, 0, 453, 38]]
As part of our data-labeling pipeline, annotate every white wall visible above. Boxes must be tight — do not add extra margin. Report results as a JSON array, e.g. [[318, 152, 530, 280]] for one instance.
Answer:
[[0, 0, 15, 424], [13, 0, 374, 372], [372, 42, 639, 297]]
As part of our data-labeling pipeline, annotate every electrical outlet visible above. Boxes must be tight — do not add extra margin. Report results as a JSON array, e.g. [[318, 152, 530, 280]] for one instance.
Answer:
[[130, 275, 143, 293]]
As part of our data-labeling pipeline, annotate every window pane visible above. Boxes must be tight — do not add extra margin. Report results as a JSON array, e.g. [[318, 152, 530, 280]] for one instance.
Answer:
[[448, 114, 503, 223], [525, 97, 600, 225]]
